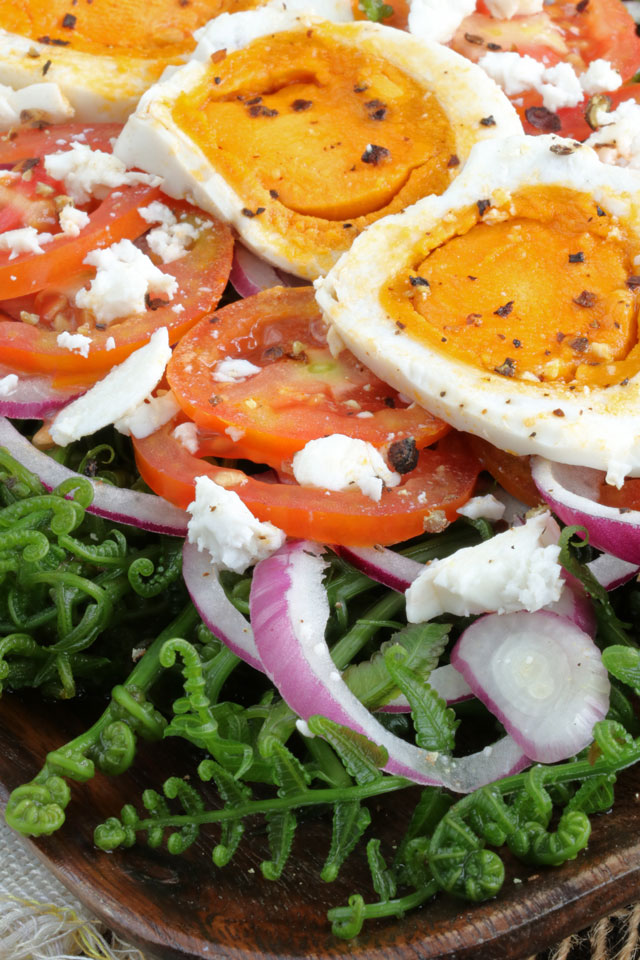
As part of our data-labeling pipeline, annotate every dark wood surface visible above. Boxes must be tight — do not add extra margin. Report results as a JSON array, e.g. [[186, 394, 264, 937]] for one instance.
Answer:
[[0, 690, 639, 960]]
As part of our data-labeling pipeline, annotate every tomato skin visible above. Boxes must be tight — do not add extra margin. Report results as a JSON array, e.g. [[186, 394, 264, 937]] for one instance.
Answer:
[[467, 435, 543, 508], [133, 421, 480, 547], [521, 84, 640, 140], [0, 200, 233, 384], [167, 286, 449, 470], [0, 123, 123, 164]]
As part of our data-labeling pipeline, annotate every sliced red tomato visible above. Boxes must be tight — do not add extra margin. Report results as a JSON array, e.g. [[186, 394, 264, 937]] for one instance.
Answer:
[[0, 123, 123, 164], [0, 199, 233, 385], [599, 476, 640, 511], [454, 0, 640, 79], [521, 83, 640, 139], [133, 419, 480, 547], [167, 286, 449, 471], [467, 435, 543, 508]]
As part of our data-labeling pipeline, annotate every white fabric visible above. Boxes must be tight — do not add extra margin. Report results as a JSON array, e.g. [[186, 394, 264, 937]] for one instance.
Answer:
[[0, 817, 145, 959]]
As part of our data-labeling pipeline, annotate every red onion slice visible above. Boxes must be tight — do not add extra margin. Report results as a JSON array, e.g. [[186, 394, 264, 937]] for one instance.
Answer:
[[336, 544, 424, 592], [451, 610, 610, 764], [531, 457, 640, 563], [0, 417, 188, 535], [381, 664, 473, 712], [0, 367, 84, 419], [182, 540, 263, 671], [587, 552, 639, 590], [250, 540, 530, 792], [229, 244, 282, 298]]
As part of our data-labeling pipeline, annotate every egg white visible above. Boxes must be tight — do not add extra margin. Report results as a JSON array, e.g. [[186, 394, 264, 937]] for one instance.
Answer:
[[315, 134, 640, 487], [114, 11, 522, 279]]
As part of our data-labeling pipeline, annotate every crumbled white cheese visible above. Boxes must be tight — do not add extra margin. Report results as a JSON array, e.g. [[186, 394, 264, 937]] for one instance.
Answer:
[[407, 0, 476, 44], [58, 204, 90, 238], [0, 373, 18, 397], [187, 474, 286, 573], [212, 357, 262, 383], [75, 239, 178, 324], [456, 494, 506, 521], [406, 512, 563, 623], [139, 201, 176, 225], [484, 0, 543, 16], [139, 199, 204, 263], [292, 434, 401, 502], [0, 82, 74, 130], [43, 143, 160, 205], [0, 226, 53, 259], [580, 58, 622, 96], [105, 336, 116, 351], [114, 389, 180, 439], [56, 331, 92, 359], [225, 425, 245, 442], [173, 421, 199, 454], [585, 99, 640, 169], [50, 328, 172, 446]]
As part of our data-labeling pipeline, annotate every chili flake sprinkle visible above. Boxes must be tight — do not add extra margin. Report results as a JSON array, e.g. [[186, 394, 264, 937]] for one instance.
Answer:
[[409, 275, 430, 287], [477, 199, 491, 216], [568, 252, 585, 263], [291, 99, 313, 112], [447, 154, 460, 168], [494, 358, 516, 377], [569, 336, 589, 352], [494, 301, 514, 318], [480, 115, 496, 126], [361, 144, 390, 165], [525, 106, 561, 132], [62, 13, 77, 27], [573, 290, 597, 308]]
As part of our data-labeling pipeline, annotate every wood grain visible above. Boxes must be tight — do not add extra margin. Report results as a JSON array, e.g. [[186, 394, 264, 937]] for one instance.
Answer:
[[0, 690, 638, 960]]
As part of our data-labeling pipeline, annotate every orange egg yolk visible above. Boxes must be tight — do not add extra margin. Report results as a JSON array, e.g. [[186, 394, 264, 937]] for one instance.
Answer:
[[2, 0, 262, 60], [382, 187, 640, 389], [171, 24, 455, 223]]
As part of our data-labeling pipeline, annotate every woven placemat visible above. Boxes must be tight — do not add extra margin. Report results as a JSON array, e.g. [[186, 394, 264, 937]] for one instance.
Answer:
[[1, 813, 638, 960]]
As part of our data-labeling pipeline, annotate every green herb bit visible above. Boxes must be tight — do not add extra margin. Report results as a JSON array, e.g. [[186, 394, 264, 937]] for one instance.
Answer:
[[359, 0, 393, 21]]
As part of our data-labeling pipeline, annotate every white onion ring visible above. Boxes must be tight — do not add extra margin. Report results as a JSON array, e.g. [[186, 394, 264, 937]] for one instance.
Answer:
[[250, 540, 530, 792], [182, 540, 262, 671], [532, 457, 640, 563], [0, 417, 188, 535], [451, 610, 610, 764]]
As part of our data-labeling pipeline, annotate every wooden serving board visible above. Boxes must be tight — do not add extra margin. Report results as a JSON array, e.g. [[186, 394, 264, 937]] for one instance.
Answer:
[[0, 690, 639, 960]]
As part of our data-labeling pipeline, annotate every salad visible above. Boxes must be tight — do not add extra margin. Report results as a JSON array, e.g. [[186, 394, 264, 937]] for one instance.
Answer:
[[1, 0, 640, 952]]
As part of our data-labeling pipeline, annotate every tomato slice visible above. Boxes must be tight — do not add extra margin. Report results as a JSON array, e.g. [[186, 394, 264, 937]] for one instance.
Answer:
[[0, 200, 233, 384], [521, 83, 640, 140], [467, 435, 543, 508], [167, 286, 449, 470], [132, 419, 480, 547], [0, 122, 123, 164]]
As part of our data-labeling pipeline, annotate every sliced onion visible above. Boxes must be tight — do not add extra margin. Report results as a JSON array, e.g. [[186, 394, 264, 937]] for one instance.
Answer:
[[380, 664, 473, 713], [531, 457, 640, 563], [545, 572, 596, 637], [182, 540, 263, 671], [229, 244, 309, 298], [451, 610, 610, 764], [336, 544, 424, 592], [0, 367, 84, 419], [250, 540, 530, 792], [587, 552, 639, 590], [0, 417, 188, 535]]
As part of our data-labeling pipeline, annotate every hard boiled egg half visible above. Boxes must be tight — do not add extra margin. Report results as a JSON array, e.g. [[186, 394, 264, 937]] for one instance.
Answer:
[[114, 10, 522, 279], [316, 134, 640, 487]]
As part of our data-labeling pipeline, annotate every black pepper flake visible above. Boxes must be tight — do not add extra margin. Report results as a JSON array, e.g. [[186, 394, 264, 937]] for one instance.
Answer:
[[569, 336, 589, 352], [179, 0, 190, 6], [480, 115, 496, 127], [269, 188, 279, 199], [342, 223, 353, 228], [42, 59, 52, 75], [383, 396, 395, 408], [388, 437, 419, 475], [550, 143, 575, 155], [209, 395, 222, 406], [62, 13, 76, 27], [556, 331, 565, 342], [497, 333, 506, 341], [576, 0, 589, 10], [626, 275, 640, 289], [409, 275, 430, 287], [525, 106, 561, 132], [573, 290, 597, 308], [568, 251, 585, 263], [246, 96, 262, 106], [353, 83, 368, 93], [553, 408, 565, 417], [441, 336, 447, 343], [494, 358, 516, 377], [621, 378, 629, 386], [37, 35, 70, 45], [396, 321, 406, 330], [214, 76, 221, 84], [447, 153, 460, 168], [477, 198, 491, 216], [464, 32, 484, 45], [263, 345, 284, 360], [241, 207, 265, 218], [512, 338, 522, 348], [145, 294, 168, 310], [291, 98, 313, 112], [494, 300, 514, 317], [467, 275, 477, 281], [361, 144, 390, 165], [466, 313, 482, 325], [596, 205, 606, 216], [487, 42, 502, 50], [249, 105, 278, 118]]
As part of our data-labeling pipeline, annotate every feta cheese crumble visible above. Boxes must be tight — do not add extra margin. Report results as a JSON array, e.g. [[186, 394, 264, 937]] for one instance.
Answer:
[[173, 421, 200, 454], [43, 143, 160, 205], [0, 373, 18, 397], [50, 327, 172, 446], [212, 357, 262, 383], [75, 239, 178, 324], [56, 331, 92, 359], [114, 390, 181, 439], [407, 0, 476, 44], [484, 0, 543, 16], [292, 434, 401, 502], [139, 200, 204, 264], [406, 512, 563, 623], [187, 474, 286, 573], [456, 494, 506, 521], [0, 227, 53, 259], [58, 204, 90, 238], [585, 99, 640, 170]]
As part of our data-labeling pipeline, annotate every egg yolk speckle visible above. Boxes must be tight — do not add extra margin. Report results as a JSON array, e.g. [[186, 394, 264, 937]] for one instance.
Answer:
[[2, 0, 260, 60], [383, 186, 640, 389], [172, 24, 455, 230]]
